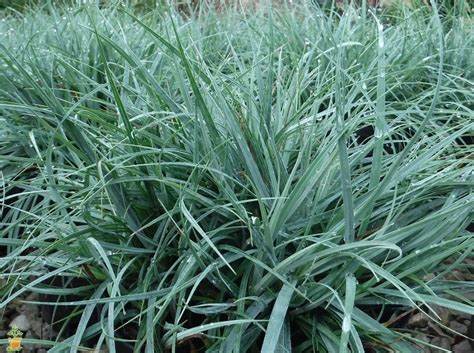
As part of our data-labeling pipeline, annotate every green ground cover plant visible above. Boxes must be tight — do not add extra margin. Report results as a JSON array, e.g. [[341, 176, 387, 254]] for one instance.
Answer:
[[0, 1, 473, 352]]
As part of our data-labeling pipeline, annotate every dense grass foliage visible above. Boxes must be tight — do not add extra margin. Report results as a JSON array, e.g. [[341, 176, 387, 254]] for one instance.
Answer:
[[0, 1, 473, 352]]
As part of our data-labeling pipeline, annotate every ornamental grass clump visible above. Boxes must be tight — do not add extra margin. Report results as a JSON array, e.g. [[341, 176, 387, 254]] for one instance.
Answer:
[[0, 1, 473, 352]]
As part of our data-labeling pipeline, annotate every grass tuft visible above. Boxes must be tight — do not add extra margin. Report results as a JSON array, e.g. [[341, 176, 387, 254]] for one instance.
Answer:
[[1, 1, 473, 352]]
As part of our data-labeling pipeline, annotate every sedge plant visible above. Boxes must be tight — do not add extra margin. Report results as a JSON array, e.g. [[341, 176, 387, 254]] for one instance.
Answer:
[[0, 1, 473, 352]]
